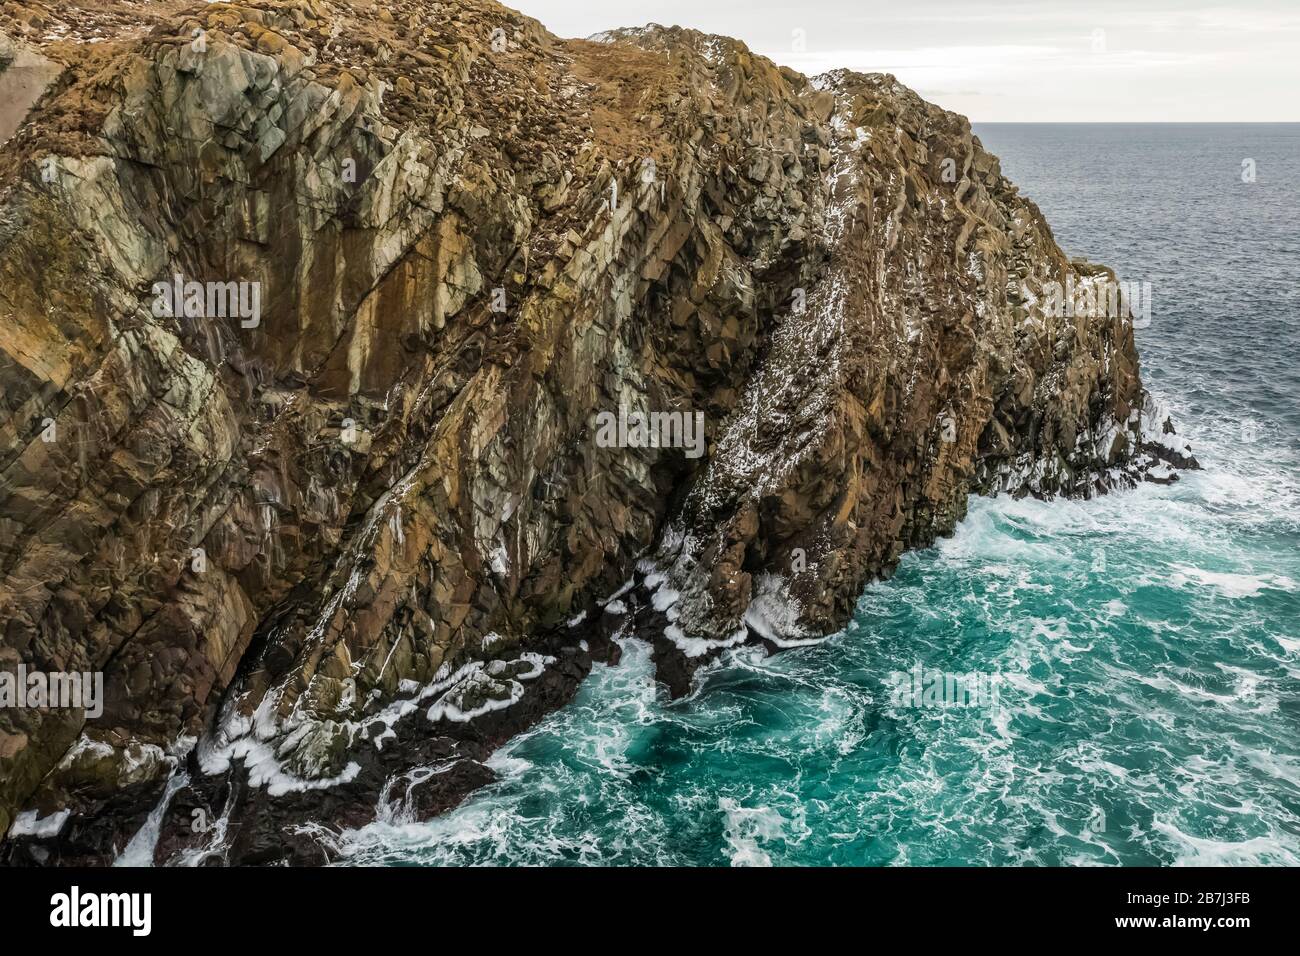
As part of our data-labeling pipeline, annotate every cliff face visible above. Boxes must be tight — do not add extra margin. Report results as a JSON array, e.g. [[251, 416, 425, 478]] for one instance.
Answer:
[[0, 0, 1193, 864]]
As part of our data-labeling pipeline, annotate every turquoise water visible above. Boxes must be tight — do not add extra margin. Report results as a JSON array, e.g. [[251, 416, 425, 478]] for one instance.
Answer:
[[338, 125, 1300, 866]]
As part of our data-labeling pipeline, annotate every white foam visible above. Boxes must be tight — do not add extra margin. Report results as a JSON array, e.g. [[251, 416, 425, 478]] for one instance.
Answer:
[[1169, 565, 1296, 599], [742, 573, 824, 647], [664, 624, 749, 659], [9, 809, 70, 838], [114, 771, 191, 867], [717, 798, 807, 867], [650, 587, 680, 613], [426, 653, 555, 724], [1152, 818, 1300, 866]]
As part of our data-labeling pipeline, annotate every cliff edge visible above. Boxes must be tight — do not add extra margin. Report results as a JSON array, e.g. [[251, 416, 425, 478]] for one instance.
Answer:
[[0, 0, 1194, 864]]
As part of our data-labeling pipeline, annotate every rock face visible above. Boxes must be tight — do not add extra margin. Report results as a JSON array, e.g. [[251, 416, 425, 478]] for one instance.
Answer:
[[0, 0, 1194, 864]]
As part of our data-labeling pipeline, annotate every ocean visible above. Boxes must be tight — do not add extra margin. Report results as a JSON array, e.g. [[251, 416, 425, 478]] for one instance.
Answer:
[[336, 124, 1300, 866]]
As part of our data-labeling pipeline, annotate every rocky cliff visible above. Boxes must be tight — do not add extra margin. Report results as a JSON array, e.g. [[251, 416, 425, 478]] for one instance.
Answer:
[[0, 0, 1195, 865]]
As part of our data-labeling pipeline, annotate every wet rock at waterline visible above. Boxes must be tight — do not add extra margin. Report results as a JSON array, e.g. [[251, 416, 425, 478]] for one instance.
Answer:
[[0, 0, 1195, 865]]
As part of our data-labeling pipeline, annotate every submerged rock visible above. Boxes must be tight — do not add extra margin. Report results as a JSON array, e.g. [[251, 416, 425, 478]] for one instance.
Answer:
[[0, 0, 1194, 864]]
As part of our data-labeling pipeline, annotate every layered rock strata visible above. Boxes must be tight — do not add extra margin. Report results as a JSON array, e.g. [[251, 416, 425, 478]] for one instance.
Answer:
[[0, 0, 1194, 864]]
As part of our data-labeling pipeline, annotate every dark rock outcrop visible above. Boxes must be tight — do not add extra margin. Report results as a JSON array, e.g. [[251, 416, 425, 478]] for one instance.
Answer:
[[0, 0, 1194, 864]]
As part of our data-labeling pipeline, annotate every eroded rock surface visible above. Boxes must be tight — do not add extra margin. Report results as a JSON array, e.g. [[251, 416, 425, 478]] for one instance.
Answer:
[[0, 0, 1194, 864]]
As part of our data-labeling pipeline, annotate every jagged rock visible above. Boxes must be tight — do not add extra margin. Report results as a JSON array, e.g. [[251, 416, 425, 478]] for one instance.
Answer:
[[0, 0, 1194, 864]]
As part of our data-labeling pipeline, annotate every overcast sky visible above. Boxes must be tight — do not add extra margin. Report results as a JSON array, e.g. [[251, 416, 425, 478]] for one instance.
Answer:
[[508, 0, 1299, 121]]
